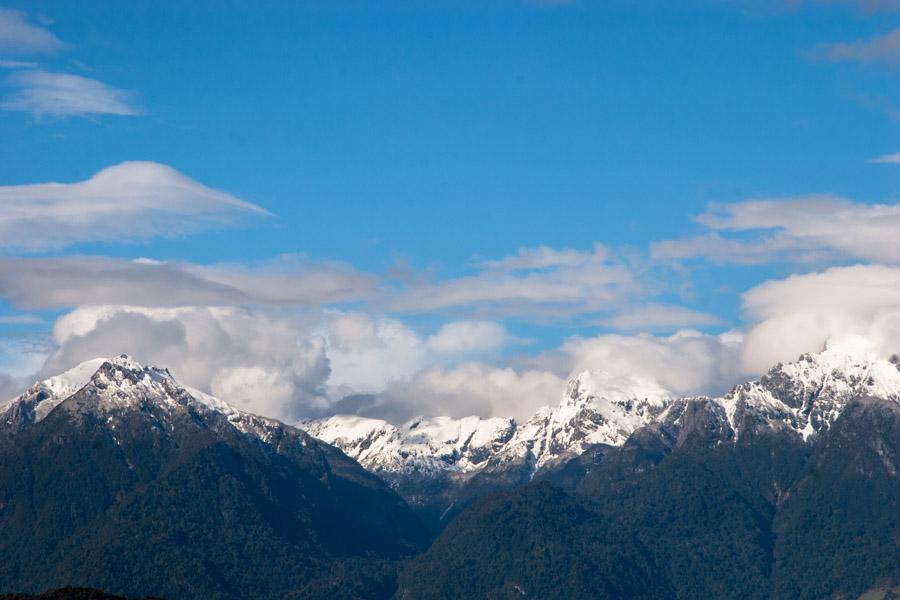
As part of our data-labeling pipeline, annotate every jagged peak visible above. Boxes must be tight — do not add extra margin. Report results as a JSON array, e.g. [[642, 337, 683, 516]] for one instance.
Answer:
[[2, 355, 241, 429]]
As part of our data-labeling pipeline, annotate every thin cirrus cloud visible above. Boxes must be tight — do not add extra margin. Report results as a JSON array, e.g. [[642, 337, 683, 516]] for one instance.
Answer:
[[871, 151, 900, 164], [0, 255, 378, 310], [0, 8, 64, 54], [0, 59, 38, 69], [1, 70, 141, 118], [817, 27, 900, 67], [0, 161, 269, 252], [389, 243, 640, 319], [597, 303, 722, 332], [651, 195, 900, 265]]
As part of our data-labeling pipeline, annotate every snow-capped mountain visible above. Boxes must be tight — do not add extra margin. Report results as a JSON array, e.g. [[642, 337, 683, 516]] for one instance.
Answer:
[[0, 354, 427, 599], [302, 335, 900, 482], [1, 354, 321, 450]]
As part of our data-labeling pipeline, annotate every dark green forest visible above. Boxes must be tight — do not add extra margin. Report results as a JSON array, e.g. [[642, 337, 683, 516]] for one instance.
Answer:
[[1, 399, 897, 599]]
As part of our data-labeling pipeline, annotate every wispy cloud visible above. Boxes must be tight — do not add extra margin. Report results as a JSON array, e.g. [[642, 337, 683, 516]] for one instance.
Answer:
[[0, 59, 38, 69], [389, 244, 639, 319], [598, 304, 722, 332], [652, 195, 900, 265], [0, 161, 269, 251], [0, 255, 377, 310], [0, 314, 43, 325], [817, 27, 900, 67], [871, 151, 900, 164], [0, 8, 63, 54], [1, 70, 141, 118]]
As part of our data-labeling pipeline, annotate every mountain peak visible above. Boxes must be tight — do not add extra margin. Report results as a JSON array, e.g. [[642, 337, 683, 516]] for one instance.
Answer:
[[306, 338, 900, 482], [1, 355, 241, 434]]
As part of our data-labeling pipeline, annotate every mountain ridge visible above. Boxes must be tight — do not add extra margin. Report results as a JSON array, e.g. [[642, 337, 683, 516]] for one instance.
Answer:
[[301, 335, 900, 483], [0, 354, 427, 599]]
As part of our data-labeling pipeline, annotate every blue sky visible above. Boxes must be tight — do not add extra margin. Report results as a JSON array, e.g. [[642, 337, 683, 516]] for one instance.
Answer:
[[1, 1, 899, 422]]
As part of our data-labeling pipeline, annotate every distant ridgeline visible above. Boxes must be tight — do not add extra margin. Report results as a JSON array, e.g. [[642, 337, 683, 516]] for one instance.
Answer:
[[0, 343, 898, 599]]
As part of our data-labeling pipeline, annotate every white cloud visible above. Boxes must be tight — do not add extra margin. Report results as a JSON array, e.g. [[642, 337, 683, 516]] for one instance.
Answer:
[[1, 70, 140, 118], [818, 28, 900, 67], [871, 152, 900, 164], [0, 161, 268, 251], [598, 303, 721, 332], [739, 264, 900, 372], [390, 243, 638, 318], [557, 329, 746, 399], [0, 9, 63, 54], [480, 244, 602, 272], [324, 313, 516, 395], [26, 264, 900, 425], [652, 195, 900, 265], [373, 328, 745, 422], [426, 321, 514, 354], [0, 255, 377, 310], [42, 305, 331, 421], [0, 314, 43, 325], [0, 59, 38, 69], [30, 304, 519, 422], [376, 363, 565, 422]]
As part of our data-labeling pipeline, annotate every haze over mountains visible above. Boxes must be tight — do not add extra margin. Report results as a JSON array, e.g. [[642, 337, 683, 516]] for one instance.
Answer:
[[1, 340, 897, 599]]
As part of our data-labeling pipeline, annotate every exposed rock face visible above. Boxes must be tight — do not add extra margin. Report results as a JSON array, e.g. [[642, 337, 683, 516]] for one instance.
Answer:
[[302, 335, 900, 517]]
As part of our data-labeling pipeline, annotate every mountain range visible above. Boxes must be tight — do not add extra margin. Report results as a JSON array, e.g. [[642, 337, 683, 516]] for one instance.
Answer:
[[0, 337, 897, 598], [302, 335, 900, 529]]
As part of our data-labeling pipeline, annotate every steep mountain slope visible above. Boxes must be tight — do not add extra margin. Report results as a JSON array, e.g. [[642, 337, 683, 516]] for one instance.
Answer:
[[304, 336, 900, 529], [399, 391, 900, 599], [0, 356, 426, 600], [396, 483, 673, 600]]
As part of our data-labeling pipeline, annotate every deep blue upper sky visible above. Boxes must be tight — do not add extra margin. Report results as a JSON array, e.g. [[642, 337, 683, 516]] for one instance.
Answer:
[[1, 1, 899, 421], [3, 1, 896, 264]]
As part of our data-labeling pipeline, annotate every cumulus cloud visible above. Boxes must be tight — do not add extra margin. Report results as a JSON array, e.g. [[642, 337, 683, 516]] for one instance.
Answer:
[[370, 328, 745, 422], [26, 263, 900, 425], [375, 363, 565, 422], [390, 243, 638, 319], [1, 70, 141, 118], [0, 161, 269, 251], [41, 305, 331, 421], [652, 195, 900, 265], [0, 9, 63, 54], [818, 28, 900, 67], [557, 329, 746, 399], [739, 264, 900, 371], [325, 313, 516, 395], [29, 304, 519, 422]]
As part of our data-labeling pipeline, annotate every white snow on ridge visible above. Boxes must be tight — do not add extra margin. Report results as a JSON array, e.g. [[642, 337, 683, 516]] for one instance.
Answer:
[[0, 355, 280, 442], [304, 337, 900, 478], [302, 414, 517, 475], [304, 369, 675, 476], [5, 337, 900, 483]]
